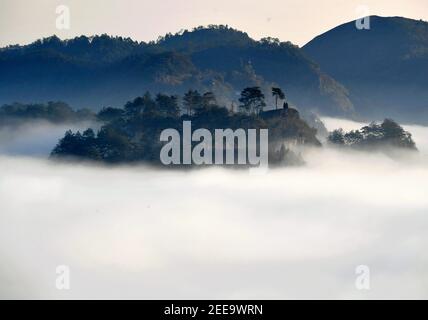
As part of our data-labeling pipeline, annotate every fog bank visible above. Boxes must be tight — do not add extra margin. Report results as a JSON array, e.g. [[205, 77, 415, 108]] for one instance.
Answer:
[[0, 120, 98, 156], [0, 119, 428, 299]]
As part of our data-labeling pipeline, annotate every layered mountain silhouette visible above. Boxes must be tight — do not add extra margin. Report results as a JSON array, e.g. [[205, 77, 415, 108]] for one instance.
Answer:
[[0, 26, 353, 117], [304, 16, 428, 124], [1, 18, 427, 123]]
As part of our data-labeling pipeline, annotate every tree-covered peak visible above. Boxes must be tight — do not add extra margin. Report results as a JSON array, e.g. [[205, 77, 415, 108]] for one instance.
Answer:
[[1, 34, 146, 64], [155, 25, 254, 52]]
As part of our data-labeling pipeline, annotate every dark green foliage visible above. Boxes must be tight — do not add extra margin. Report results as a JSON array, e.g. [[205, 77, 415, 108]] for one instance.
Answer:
[[9, 34, 145, 65], [183, 91, 218, 116], [328, 119, 416, 150], [97, 107, 125, 122], [261, 108, 320, 146], [124, 94, 151, 118], [155, 94, 180, 118], [328, 129, 345, 145], [155, 25, 253, 53], [51, 129, 101, 160], [272, 87, 286, 109], [183, 90, 202, 116], [239, 87, 266, 115], [51, 90, 321, 165]]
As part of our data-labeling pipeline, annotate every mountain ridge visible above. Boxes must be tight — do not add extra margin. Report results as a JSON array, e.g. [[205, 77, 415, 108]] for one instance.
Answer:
[[0, 25, 353, 118], [304, 15, 428, 124]]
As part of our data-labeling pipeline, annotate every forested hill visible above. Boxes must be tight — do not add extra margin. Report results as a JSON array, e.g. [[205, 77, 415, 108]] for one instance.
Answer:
[[304, 16, 428, 124], [0, 26, 353, 117], [51, 90, 321, 166]]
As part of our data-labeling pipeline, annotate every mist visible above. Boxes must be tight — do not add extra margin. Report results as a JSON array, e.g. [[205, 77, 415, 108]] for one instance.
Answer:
[[1, 118, 428, 299], [322, 116, 428, 156], [0, 120, 98, 156]]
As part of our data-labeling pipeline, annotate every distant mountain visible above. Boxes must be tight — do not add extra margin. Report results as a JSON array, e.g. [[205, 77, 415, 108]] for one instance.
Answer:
[[304, 16, 428, 124], [0, 101, 95, 126], [0, 26, 353, 117]]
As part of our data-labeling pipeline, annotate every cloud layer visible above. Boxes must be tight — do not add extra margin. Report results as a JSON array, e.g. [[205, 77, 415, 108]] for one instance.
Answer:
[[0, 119, 428, 299], [0, 120, 97, 156]]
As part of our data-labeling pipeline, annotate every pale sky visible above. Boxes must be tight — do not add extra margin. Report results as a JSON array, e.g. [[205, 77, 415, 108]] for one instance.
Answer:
[[0, 0, 427, 48]]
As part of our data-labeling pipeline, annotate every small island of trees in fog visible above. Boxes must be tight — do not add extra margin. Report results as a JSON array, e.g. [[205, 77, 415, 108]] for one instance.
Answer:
[[0, 85, 417, 167]]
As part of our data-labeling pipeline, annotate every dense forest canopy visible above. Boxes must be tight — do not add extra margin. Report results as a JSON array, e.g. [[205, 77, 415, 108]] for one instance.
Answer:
[[51, 87, 320, 166], [328, 119, 417, 150]]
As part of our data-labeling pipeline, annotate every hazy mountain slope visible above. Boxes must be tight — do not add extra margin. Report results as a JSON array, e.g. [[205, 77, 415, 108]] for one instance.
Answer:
[[304, 16, 428, 124], [157, 27, 354, 115], [0, 26, 353, 116]]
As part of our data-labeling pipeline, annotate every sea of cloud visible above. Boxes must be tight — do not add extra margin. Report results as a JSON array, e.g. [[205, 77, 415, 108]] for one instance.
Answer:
[[0, 120, 98, 156], [0, 119, 428, 299]]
